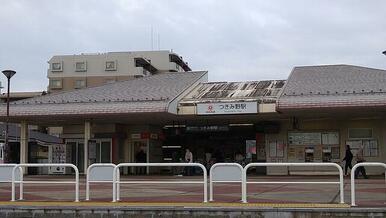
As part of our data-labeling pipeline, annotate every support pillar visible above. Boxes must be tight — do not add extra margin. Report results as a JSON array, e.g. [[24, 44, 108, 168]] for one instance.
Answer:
[[20, 121, 28, 165], [84, 121, 91, 173]]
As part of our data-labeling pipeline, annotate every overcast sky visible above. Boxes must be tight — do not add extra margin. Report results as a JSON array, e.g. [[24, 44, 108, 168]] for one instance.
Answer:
[[1, 0, 386, 92]]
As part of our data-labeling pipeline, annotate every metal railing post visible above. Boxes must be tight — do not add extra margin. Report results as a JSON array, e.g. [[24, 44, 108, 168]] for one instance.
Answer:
[[86, 163, 118, 201], [112, 166, 117, 202], [351, 162, 386, 207], [243, 162, 343, 204], [209, 170, 213, 202], [11, 167, 16, 202], [11, 163, 79, 202], [117, 169, 120, 201], [86, 168, 90, 201], [18, 167, 24, 200], [74, 165, 79, 202], [350, 164, 357, 207], [209, 163, 243, 202], [203, 166, 208, 203], [337, 164, 344, 204], [114, 163, 207, 203], [242, 167, 247, 203]]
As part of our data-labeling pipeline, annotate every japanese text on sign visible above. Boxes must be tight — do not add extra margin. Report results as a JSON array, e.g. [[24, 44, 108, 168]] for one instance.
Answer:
[[197, 102, 258, 115]]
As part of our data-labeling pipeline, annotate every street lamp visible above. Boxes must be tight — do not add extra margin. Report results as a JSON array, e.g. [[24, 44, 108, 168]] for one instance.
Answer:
[[383, 50, 386, 56], [2, 70, 16, 163]]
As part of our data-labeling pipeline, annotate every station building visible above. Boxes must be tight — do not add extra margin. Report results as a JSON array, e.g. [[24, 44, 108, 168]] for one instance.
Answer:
[[0, 64, 385, 175]]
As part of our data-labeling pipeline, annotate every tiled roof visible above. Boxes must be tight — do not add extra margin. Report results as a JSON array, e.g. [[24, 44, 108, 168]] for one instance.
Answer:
[[180, 80, 285, 104], [0, 72, 206, 117], [277, 65, 386, 111], [0, 91, 44, 99], [5, 101, 168, 116]]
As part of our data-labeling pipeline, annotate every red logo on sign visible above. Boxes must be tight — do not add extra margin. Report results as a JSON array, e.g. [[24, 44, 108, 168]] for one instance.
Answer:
[[208, 105, 213, 111]]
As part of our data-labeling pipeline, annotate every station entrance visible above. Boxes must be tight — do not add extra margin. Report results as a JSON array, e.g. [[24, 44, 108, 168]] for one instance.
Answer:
[[162, 124, 268, 174]]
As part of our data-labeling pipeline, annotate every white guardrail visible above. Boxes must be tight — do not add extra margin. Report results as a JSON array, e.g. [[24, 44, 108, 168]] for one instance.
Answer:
[[209, 163, 243, 202], [86, 163, 118, 201], [11, 163, 79, 202], [351, 162, 386, 206], [242, 162, 344, 204], [7, 162, 386, 205], [113, 163, 207, 202], [0, 164, 23, 200]]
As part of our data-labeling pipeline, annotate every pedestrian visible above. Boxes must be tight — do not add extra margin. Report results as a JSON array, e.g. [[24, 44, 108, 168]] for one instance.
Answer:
[[204, 151, 212, 172], [135, 149, 146, 175], [172, 151, 180, 175], [342, 145, 353, 176], [235, 151, 244, 165], [354, 146, 369, 179], [184, 148, 193, 176]]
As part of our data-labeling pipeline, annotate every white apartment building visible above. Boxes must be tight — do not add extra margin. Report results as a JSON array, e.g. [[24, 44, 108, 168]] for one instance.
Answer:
[[47, 50, 191, 92]]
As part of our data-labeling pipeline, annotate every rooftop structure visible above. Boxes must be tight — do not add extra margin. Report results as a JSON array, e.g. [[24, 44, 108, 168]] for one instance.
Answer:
[[277, 64, 386, 112], [177, 80, 285, 116], [47, 50, 191, 93], [180, 80, 285, 105]]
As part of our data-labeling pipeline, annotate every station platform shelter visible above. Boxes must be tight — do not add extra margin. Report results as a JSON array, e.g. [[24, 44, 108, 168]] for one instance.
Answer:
[[0, 65, 385, 175]]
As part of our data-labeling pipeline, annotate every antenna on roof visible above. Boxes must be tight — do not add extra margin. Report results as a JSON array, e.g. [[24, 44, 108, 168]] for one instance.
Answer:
[[150, 25, 154, 51], [158, 33, 160, 50]]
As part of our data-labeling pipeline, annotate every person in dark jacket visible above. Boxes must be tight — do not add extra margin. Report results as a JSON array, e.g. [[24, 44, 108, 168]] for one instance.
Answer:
[[135, 149, 147, 175], [342, 145, 353, 176]]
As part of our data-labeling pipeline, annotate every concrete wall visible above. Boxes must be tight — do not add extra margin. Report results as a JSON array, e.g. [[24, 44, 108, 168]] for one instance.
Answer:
[[0, 207, 385, 218], [52, 75, 134, 91]]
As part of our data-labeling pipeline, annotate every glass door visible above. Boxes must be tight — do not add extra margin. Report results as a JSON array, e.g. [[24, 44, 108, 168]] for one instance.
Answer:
[[67, 139, 111, 173], [97, 140, 111, 163], [78, 143, 84, 173], [87, 139, 112, 164], [67, 141, 84, 173]]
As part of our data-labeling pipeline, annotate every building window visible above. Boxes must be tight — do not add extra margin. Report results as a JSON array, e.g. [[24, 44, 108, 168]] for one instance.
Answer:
[[75, 80, 86, 89], [49, 79, 62, 89], [51, 62, 63, 72], [105, 61, 117, 71], [348, 128, 373, 139], [75, 62, 87, 72]]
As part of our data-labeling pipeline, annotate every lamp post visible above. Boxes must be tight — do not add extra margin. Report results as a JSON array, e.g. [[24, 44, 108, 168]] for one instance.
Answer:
[[2, 70, 16, 163], [383, 50, 386, 56]]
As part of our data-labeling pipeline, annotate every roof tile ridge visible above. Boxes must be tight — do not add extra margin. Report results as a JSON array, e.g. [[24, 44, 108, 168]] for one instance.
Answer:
[[166, 71, 208, 105], [293, 64, 347, 69], [293, 64, 386, 72]]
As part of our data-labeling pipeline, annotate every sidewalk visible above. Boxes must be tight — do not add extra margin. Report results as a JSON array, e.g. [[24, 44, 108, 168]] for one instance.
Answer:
[[0, 175, 384, 207]]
